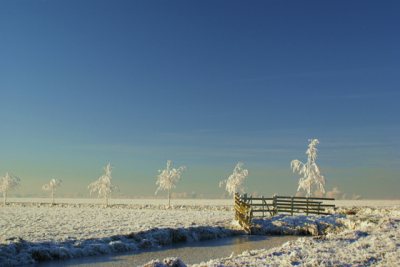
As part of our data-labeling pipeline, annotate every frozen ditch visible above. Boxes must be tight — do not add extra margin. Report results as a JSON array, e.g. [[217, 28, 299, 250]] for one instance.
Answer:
[[23, 235, 299, 267]]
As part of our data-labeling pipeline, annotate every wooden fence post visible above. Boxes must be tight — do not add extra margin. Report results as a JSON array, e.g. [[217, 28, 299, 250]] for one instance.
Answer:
[[306, 198, 309, 215], [273, 195, 277, 215], [262, 196, 265, 217], [291, 196, 294, 215]]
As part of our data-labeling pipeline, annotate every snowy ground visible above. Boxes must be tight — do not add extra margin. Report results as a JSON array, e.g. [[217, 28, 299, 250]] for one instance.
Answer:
[[6, 197, 400, 208], [1, 199, 400, 266], [5, 198, 234, 206], [143, 205, 400, 267], [0, 203, 239, 266]]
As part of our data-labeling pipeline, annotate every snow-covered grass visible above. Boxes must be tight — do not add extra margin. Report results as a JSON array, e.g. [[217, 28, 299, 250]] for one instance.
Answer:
[[1, 199, 400, 266]]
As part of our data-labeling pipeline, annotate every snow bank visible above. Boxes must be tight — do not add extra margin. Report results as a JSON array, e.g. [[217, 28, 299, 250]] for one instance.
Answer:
[[251, 214, 345, 236], [143, 206, 400, 267]]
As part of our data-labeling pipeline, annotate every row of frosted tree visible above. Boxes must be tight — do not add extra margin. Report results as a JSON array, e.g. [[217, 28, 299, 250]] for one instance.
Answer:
[[0, 139, 326, 205]]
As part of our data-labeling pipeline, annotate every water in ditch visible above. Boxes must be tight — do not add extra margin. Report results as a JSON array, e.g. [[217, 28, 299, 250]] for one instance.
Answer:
[[28, 235, 299, 267]]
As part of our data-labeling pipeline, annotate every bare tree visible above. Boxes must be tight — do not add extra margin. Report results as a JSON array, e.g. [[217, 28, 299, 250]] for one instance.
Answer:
[[42, 179, 62, 204], [291, 139, 326, 197], [88, 163, 118, 205], [219, 162, 249, 200], [155, 160, 186, 206], [0, 173, 20, 205]]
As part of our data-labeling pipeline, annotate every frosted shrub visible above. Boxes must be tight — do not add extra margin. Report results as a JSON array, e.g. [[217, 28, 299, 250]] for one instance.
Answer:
[[155, 160, 186, 206], [42, 179, 62, 204], [291, 139, 326, 197], [219, 162, 249, 200], [0, 173, 20, 205], [88, 163, 118, 205]]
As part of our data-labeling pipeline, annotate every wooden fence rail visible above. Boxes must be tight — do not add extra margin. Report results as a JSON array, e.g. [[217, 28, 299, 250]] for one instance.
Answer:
[[242, 193, 335, 216]]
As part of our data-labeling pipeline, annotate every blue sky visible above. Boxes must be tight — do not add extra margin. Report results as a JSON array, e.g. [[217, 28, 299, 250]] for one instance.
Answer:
[[1, 0, 399, 199]]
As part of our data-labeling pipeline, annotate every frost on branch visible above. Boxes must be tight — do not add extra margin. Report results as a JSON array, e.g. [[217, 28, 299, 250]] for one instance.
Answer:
[[155, 160, 186, 206], [42, 179, 62, 204], [0, 173, 20, 205], [219, 162, 249, 199], [291, 139, 326, 197], [88, 163, 118, 206]]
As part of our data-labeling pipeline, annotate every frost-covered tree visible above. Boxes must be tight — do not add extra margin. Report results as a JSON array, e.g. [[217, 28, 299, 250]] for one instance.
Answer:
[[155, 160, 186, 206], [291, 139, 326, 197], [88, 163, 118, 205], [42, 179, 62, 204], [326, 187, 341, 199], [219, 162, 249, 200], [0, 173, 20, 205]]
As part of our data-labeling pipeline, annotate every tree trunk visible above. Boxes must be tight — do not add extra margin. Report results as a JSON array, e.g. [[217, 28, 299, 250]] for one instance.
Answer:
[[168, 188, 170, 207], [106, 192, 109, 206], [51, 189, 54, 204]]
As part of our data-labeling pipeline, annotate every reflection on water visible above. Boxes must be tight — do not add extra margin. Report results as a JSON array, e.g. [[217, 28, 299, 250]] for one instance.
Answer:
[[29, 235, 299, 267]]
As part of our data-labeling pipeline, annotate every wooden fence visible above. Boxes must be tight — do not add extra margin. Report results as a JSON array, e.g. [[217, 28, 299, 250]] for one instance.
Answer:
[[234, 192, 335, 234], [273, 195, 335, 215], [234, 193, 252, 234], [242, 194, 336, 216]]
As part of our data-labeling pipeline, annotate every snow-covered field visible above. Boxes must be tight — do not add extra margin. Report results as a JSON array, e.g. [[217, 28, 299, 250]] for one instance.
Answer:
[[1, 199, 400, 266], [5, 198, 234, 206], [6, 197, 400, 207], [0, 202, 238, 266]]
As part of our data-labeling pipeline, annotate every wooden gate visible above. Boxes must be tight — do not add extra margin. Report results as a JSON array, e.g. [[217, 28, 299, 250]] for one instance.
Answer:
[[234, 192, 252, 234]]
